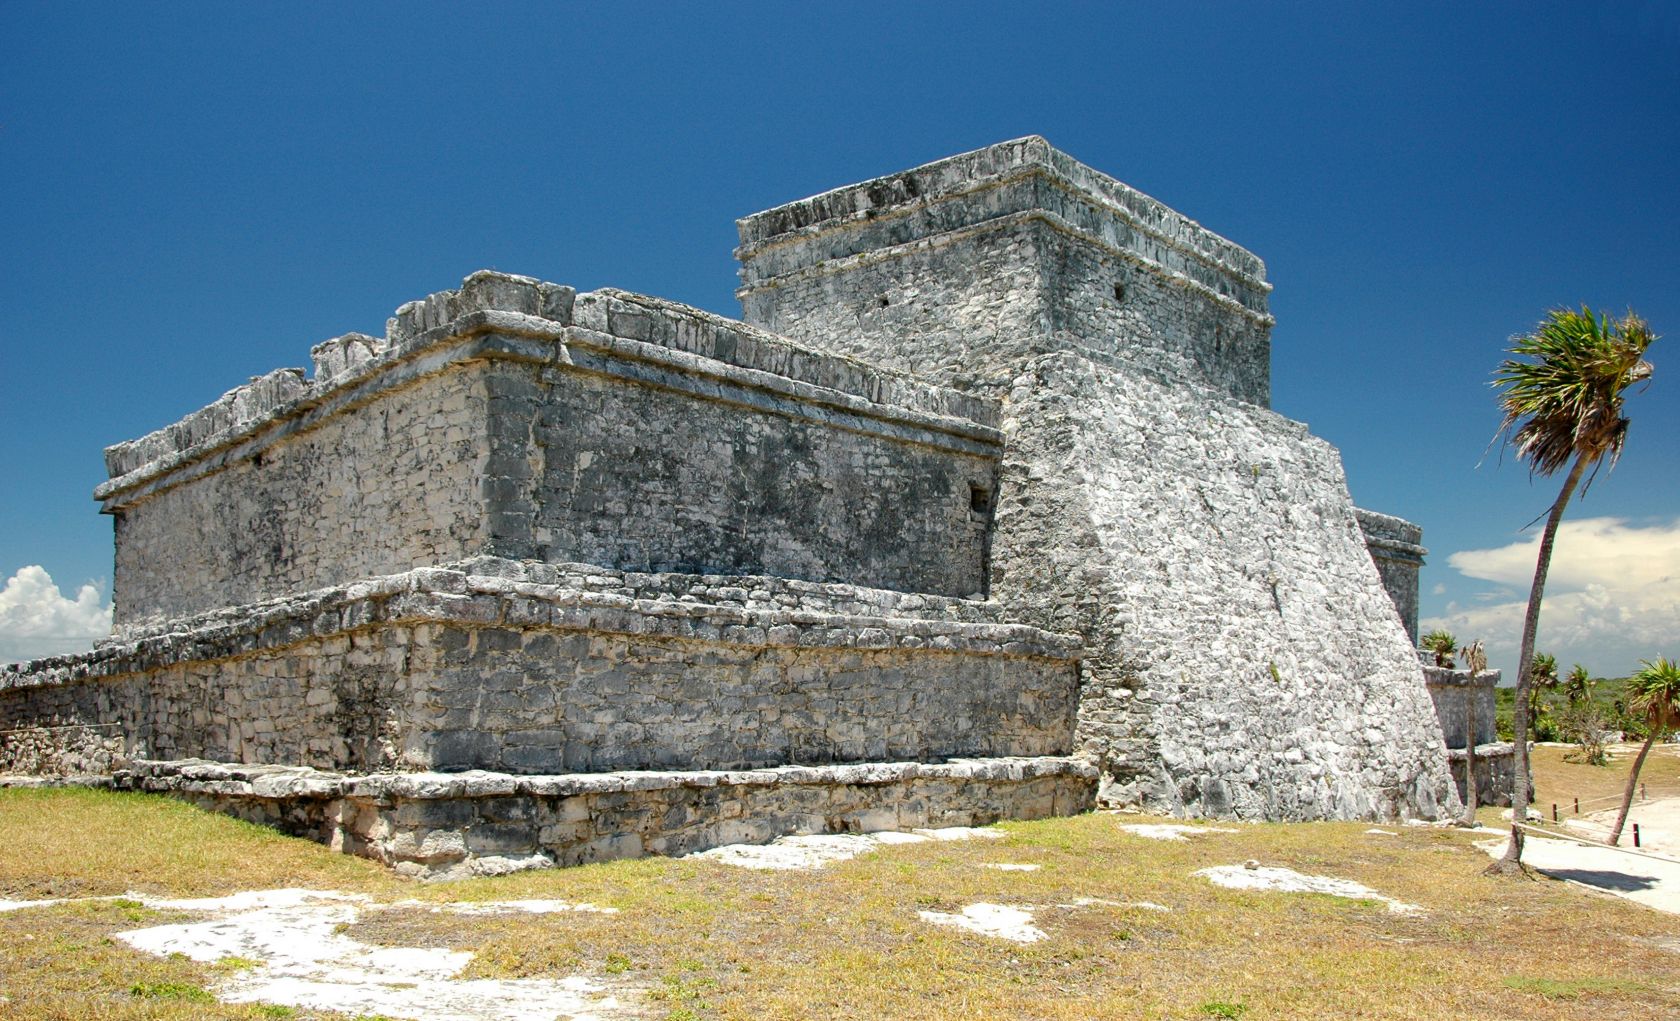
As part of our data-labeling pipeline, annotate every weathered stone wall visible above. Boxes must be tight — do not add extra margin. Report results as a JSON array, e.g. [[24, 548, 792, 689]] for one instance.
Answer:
[[1357, 509, 1426, 644], [737, 136, 1272, 405], [0, 722, 124, 776], [481, 354, 995, 596], [990, 354, 1457, 819], [109, 363, 492, 631], [113, 756, 1098, 877], [1445, 745, 1517, 808], [2, 560, 1079, 777]]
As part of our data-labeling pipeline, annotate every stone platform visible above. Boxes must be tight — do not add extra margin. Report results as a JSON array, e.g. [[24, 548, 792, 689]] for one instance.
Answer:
[[1, 557, 1079, 780], [2, 755, 1097, 879]]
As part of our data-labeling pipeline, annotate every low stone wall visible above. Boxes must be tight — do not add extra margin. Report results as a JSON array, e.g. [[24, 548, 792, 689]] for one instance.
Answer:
[[0, 721, 125, 776], [1446, 743, 1518, 808], [2, 559, 1081, 777], [107, 756, 1099, 878]]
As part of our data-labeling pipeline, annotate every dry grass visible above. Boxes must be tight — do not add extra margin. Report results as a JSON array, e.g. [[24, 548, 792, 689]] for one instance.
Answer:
[[3, 757, 1679, 1020], [1529, 741, 1680, 817]]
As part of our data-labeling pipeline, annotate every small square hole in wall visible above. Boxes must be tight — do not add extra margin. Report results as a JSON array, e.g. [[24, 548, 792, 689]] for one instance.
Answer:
[[970, 484, 992, 514], [1113, 282, 1127, 303]]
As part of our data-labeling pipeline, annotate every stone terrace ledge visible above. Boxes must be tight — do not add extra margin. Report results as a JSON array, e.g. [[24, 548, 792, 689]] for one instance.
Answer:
[[3, 557, 1080, 690], [735, 135, 1272, 324], [96, 271, 1002, 508]]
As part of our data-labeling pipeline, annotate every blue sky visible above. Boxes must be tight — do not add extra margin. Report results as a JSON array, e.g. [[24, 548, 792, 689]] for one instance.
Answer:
[[2, 2, 1676, 678]]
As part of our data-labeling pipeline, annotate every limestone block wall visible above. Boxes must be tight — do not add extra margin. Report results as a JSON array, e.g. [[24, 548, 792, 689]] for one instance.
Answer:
[[1, 559, 1080, 777], [737, 136, 1272, 405], [107, 363, 492, 631], [991, 354, 1458, 819], [482, 296, 998, 593], [1356, 509, 1426, 644], [118, 757, 1098, 876], [96, 271, 1005, 631]]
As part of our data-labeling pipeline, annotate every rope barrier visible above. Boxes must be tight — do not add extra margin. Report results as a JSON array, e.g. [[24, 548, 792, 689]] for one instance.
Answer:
[[1510, 820, 1680, 867]]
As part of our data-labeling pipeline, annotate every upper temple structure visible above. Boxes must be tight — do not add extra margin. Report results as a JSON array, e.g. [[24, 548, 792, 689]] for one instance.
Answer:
[[1, 138, 1464, 875]]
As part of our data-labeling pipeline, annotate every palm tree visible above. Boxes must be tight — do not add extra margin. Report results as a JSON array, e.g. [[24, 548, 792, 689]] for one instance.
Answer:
[[1608, 658, 1680, 845], [1458, 640, 1487, 826], [1488, 306, 1657, 874], [1421, 629, 1457, 668], [1564, 664, 1595, 705], [1528, 652, 1561, 745]]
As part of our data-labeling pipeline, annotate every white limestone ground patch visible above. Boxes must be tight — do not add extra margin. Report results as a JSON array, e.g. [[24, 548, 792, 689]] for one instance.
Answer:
[[100, 889, 633, 1021], [1118, 823, 1239, 841], [1196, 866, 1423, 916], [0, 896, 73, 912], [692, 826, 1003, 871], [978, 863, 1041, 872], [918, 895, 1173, 943], [1365, 828, 1399, 836], [918, 902, 1046, 943]]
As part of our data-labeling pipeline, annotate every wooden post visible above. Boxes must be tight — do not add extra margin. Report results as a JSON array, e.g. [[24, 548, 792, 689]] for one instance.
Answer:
[[1552, 803, 1558, 822], [1633, 823, 1641, 848], [1573, 797, 1579, 814]]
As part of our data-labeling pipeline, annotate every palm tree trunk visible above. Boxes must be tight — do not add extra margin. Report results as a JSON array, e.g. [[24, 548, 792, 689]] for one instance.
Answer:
[[1459, 677, 1479, 825], [1495, 454, 1589, 871], [1608, 732, 1657, 845]]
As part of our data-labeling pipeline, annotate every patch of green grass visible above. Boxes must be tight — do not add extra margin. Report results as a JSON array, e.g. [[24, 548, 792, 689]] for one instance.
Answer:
[[129, 980, 214, 1002], [1200, 1001, 1247, 1018], [1503, 975, 1648, 1000], [214, 955, 263, 972]]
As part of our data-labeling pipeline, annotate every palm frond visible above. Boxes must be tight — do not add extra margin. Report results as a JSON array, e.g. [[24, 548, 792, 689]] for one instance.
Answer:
[[1629, 657, 1680, 733], [1492, 307, 1656, 479]]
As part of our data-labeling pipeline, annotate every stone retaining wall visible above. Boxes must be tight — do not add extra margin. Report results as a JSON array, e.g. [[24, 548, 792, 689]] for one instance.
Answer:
[[1446, 744, 1518, 809], [100, 756, 1098, 878]]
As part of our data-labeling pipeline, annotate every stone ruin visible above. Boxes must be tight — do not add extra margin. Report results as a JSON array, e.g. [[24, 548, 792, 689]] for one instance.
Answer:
[[1356, 511, 1516, 805], [1, 138, 1467, 875]]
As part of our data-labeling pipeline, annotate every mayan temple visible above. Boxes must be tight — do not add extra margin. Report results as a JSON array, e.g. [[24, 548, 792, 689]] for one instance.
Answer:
[[1, 138, 1461, 875]]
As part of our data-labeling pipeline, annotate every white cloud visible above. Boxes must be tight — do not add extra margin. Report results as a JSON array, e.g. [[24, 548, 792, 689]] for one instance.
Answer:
[[1430, 583, 1446, 596], [1421, 517, 1680, 678], [0, 566, 113, 664]]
